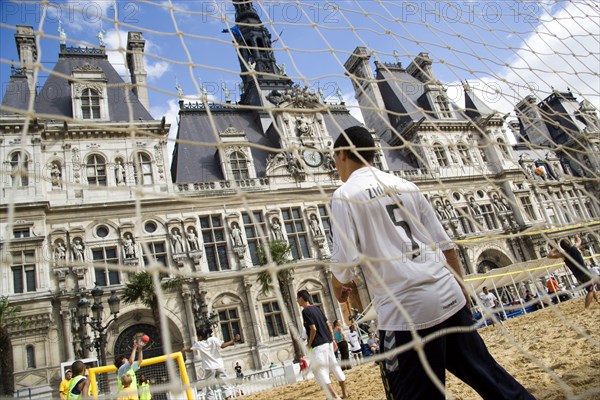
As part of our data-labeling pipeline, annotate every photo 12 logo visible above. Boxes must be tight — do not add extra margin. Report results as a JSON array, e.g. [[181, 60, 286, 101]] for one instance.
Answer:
[[200, 1, 339, 24], [1, 1, 139, 24]]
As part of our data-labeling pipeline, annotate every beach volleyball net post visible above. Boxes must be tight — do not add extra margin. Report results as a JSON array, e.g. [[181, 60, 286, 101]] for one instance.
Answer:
[[1, 1, 599, 399], [88, 352, 192, 400]]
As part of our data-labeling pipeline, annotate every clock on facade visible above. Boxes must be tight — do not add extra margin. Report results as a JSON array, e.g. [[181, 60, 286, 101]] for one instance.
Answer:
[[302, 149, 323, 167]]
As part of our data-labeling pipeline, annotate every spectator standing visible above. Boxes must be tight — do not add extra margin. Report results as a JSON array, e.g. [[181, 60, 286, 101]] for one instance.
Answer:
[[347, 325, 363, 364], [546, 276, 560, 304], [138, 374, 151, 400], [329, 126, 535, 400], [234, 362, 243, 380], [332, 320, 351, 370], [59, 369, 72, 400]]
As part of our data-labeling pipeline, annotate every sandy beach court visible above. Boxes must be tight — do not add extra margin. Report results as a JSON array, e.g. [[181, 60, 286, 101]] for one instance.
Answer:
[[243, 298, 600, 400]]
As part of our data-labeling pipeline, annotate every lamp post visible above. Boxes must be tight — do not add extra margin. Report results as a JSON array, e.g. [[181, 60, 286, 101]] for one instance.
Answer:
[[77, 286, 121, 393], [193, 290, 219, 332]]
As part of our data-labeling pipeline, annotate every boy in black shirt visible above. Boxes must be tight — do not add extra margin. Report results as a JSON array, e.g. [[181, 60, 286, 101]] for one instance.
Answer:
[[297, 290, 348, 399]]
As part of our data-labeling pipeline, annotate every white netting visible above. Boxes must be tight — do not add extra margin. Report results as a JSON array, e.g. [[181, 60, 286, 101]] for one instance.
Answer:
[[1, 1, 599, 399]]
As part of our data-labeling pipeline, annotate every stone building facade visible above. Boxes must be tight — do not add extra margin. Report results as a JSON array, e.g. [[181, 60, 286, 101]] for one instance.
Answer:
[[1, 2, 599, 398]]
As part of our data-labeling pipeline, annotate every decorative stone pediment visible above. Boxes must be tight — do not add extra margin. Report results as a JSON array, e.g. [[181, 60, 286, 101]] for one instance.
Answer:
[[73, 63, 104, 73], [221, 125, 245, 136], [213, 294, 242, 308], [268, 84, 321, 108]]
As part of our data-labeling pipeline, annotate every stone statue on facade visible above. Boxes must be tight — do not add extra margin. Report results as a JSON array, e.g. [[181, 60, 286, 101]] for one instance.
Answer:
[[72, 238, 85, 262], [295, 115, 314, 137], [434, 201, 449, 220], [58, 20, 67, 45], [54, 240, 67, 262], [309, 214, 323, 236], [50, 162, 62, 189], [287, 154, 305, 180], [171, 228, 184, 254], [96, 27, 106, 47], [271, 218, 284, 241], [122, 233, 136, 259], [230, 222, 244, 247], [115, 161, 126, 185], [187, 227, 199, 251]]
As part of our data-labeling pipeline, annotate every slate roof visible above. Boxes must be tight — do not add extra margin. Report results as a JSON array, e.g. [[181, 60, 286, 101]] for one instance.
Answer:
[[2, 46, 153, 121], [323, 108, 416, 170], [464, 87, 495, 119], [0, 73, 31, 115], [375, 67, 468, 128], [171, 107, 277, 183], [172, 103, 416, 183]]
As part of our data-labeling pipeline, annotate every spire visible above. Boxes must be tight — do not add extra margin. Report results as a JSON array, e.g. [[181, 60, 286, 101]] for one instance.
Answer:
[[232, 0, 285, 84], [233, 0, 260, 22]]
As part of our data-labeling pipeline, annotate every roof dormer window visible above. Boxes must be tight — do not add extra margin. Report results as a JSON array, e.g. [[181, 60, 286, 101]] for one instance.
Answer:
[[81, 88, 101, 119], [230, 151, 249, 180], [70, 64, 109, 121], [435, 94, 453, 119]]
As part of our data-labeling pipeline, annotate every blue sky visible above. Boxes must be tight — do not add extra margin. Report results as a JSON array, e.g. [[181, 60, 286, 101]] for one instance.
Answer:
[[1, 0, 598, 150]]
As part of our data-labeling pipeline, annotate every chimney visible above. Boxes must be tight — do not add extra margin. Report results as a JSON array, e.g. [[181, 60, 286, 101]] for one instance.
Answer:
[[15, 25, 37, 95], [126, 31, 150, 110], [406, 52, 434, 83]]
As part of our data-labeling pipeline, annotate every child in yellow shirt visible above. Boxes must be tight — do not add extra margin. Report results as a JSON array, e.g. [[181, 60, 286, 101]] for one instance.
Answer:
[[117, 374, 139, 400]]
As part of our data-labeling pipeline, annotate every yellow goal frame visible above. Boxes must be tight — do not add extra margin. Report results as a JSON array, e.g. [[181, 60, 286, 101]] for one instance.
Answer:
[[88, 351, 193, 400]]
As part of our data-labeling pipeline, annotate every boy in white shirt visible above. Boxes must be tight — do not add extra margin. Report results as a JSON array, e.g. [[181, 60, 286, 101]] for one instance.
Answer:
[[329, 126, 534, 400], [183, 327, 241, 400]]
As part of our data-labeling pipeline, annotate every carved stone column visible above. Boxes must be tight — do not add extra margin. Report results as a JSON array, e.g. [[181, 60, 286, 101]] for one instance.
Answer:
[[61, 307, 75, 361], [323, 268, 343, 322], [242, 277, 263, 368], [182, 288, 197, 343]]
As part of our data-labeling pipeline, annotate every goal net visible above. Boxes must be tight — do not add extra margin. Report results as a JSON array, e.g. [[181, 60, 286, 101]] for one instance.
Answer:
[[88, 352, 192, 400], [1, 1, 599, 399]]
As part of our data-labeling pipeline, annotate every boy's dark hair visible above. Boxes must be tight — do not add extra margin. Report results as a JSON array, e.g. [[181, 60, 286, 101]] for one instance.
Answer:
[[559, 239, 572, 251], [333, 125, 375, 164], [71, 360, 86, 376], [196, 326, 213, 339], [114, 355, 126, 368], [297, 289, 311, 302]]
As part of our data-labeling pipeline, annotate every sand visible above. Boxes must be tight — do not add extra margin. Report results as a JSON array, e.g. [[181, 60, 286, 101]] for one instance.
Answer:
[[243, 298, 600, 399]]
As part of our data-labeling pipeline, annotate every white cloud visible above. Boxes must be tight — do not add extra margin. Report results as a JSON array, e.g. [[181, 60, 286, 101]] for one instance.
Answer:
[[448, 2, 599, 118], [47, 1, 115, 34], [151, 98, 180, 163], [145, 61, 170, 81], [102, 29, 169, 81], [343, 93, 365, 123]]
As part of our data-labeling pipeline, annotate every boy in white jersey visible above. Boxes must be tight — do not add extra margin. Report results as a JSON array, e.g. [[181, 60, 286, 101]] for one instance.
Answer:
[[329, 126, 535, 400]]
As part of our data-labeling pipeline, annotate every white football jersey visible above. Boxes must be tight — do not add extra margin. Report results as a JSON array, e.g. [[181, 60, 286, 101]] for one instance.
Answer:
[[330, 167, 466, 331]]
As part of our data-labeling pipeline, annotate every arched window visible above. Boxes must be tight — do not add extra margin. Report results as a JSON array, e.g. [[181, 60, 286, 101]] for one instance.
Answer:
[[86, 154, 107, 186], [26, 345, 36, 368], [81, 88, 101, 119], [134, 153, 153, 185], [217, 307, 243, 343], [477, 260, 499, 274], [230, 151, 249, 180], [457, 143, 472, 165], [433, 143, 449, 167], [10, 151, 29, 186]]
